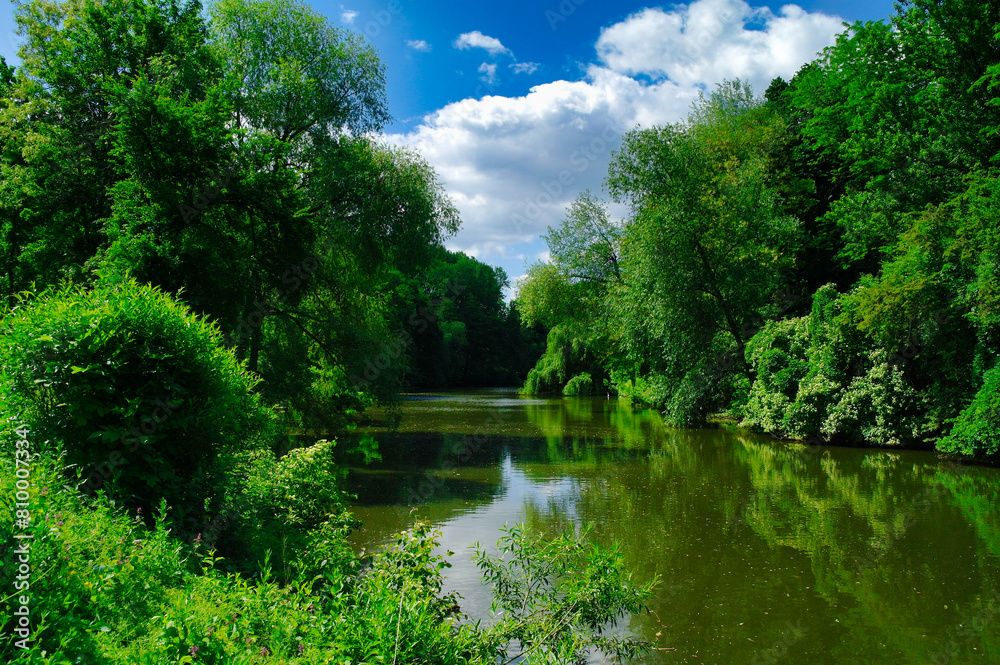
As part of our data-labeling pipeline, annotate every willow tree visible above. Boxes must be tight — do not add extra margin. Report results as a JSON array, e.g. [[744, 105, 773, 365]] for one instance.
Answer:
[[517, 192, 622, 395], [606, 80, 802, 422]]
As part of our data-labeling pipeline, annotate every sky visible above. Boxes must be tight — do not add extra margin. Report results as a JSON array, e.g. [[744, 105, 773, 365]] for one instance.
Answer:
[[0, 0, 899, 296]]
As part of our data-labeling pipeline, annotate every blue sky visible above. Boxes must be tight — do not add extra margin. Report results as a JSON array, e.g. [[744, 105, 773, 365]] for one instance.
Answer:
[[1, 0, 898, 295]]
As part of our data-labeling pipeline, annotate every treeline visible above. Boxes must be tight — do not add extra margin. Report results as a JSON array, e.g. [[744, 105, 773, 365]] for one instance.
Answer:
[[388, 246, 544, 390], [517, 0, 1000, 457], [0, 0, 533, 438]]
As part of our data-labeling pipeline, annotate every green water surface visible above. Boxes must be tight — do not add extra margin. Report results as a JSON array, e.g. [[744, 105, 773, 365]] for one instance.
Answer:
[[343, 389, 1000, 664]]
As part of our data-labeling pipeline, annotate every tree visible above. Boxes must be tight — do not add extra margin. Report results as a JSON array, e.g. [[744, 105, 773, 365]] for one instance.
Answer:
[[1, 0, 217, 298], [4, 0, 462, 430], [607, 81, 801, 405], [517, 193, 622, 395]]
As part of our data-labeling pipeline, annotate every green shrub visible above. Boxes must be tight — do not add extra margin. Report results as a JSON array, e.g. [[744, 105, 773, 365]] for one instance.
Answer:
[[0, 456, 191, 663], [563, 371, 595, 396], [0, 279, 275, 515], [740, 317, 811, 436], [740, 284, 924, 445], [939, 364, 1000, 456], [821, 351, 923, 446], [612, 371, 674, 408], [248, 439, 346, 530], [219, 439, 357, 579], [474, 523, 655, 663]]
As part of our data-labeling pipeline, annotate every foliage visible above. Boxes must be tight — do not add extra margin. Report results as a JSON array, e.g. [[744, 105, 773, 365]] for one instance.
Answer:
[[939, 365, 1000, 456], [739, 285, 926, 446], [522, 323, 605, 396], [474, 523, 655, 664], [563, 372, 596, 397], [0, 280, 274, 516], [607, 81, 801, 390]]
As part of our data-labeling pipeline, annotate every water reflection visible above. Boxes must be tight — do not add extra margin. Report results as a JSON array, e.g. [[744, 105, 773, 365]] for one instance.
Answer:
[[343, 391, 1000, 664]]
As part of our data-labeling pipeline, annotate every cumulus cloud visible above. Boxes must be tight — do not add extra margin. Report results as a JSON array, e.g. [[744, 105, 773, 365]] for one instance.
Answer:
[[511, 62, 540, 75], [478, 62, 498, 86], [595, 0, 844, 92], [388, 70, 694, 260], [406, 39, 432, 52], [390, 0, 845, 278], [454, 31, 510, 56], [339, 9, 357, 24]]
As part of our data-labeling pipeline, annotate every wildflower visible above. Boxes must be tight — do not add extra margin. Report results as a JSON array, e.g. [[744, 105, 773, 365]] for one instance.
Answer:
[[194, 533, 203, 544], [259, 646, 270, 657], [189, 645, 200, 656]]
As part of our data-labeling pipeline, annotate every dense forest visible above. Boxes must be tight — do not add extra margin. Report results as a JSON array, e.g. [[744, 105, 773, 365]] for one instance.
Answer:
[[517, 0, 1000, 459]]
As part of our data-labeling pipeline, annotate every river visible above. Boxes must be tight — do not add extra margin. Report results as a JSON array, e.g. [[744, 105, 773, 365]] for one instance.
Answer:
[[342, 389, 1000, 664]]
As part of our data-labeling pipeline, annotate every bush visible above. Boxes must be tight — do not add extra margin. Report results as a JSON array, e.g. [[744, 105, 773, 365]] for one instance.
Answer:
[[474, 523, 655, 663], [563, 371, 595, 396], [217, 439, 357, 580], [821, 351, 923, 446], [740, 317, 811, 436], [938, 364, 1000, 456], [0, 279, 275, 516], [0, 456, 191, 663], [740, 284, 923, 445]]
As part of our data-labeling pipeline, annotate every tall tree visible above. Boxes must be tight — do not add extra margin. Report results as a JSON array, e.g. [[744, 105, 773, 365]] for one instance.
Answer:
[[607, 81, 801, 387]]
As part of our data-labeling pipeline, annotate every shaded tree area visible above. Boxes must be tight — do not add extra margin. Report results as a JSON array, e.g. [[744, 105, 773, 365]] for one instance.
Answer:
[[517, 0, 1000, 457], [389, 246, 545, 389]]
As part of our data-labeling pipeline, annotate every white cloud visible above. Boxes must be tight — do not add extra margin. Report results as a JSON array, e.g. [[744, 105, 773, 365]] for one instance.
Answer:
[[406, 39, 432, 52], [478, 62, 498, 86], [595, 0, 843, 92], [454, 31, 510, 56], [388, 71, 694, 263], [389, 0, 844, 278], [340, 9, 357, 25], [511, 62, 540, 75]]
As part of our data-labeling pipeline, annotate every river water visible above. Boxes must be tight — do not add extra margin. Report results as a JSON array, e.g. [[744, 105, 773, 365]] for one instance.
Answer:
[[343, 389, 1000, 664]]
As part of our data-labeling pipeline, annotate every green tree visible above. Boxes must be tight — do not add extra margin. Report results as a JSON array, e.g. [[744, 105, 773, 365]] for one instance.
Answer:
[[517, 193, 621, 395], [605, 81, 801, 419]]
